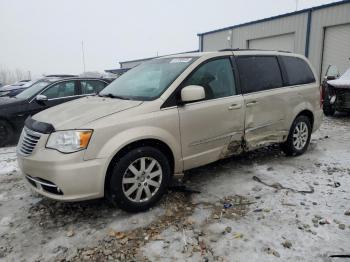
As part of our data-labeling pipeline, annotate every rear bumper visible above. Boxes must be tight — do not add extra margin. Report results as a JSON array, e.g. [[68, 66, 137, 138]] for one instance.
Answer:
[[17, 149, 108, 201]]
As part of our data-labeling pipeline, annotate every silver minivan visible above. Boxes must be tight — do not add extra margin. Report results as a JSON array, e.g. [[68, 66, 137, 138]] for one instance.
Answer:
[[17, 50, 323, 212]]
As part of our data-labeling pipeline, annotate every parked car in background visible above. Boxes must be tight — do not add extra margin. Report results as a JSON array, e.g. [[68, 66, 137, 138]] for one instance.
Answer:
[[0, 80, 35, 97], [0, 76, 80, 98], [322, 65, 350, 116], [12, 80, 31, 86], [0, 76, 111, 146], [16, 50, 322, 212]]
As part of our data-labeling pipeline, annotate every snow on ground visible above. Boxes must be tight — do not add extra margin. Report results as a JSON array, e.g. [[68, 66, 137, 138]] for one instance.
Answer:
[[0, 115, 350, 261]]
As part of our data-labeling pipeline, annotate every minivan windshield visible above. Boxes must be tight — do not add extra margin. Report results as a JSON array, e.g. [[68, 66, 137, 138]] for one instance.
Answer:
[[99, 57, 196, 100], [16, 80, 52, 99]]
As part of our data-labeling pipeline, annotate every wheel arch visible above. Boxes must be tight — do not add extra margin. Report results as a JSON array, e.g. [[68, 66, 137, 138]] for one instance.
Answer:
[[0, 116, 16, 145], [295, 109, 314, 130], [104, 138, 175, 193], [0, 116, 15, 128]]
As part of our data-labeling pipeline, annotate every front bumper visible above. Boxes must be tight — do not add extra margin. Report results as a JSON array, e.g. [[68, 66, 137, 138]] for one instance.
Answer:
[[17, 148, 108, 201]]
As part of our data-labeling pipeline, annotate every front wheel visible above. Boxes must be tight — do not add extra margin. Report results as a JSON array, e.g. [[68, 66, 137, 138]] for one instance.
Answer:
[[323, 104, 336, 116], [106, 146, 171, 212], [281, 116, 312, 156], [323, 86, 336, 116]]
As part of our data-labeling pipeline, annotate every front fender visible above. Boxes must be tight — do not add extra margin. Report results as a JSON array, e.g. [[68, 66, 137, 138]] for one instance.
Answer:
[[88, 126, 183, 173]]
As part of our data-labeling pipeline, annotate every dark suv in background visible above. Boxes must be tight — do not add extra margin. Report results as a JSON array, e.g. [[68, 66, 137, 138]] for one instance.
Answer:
[[0, 76, 112, 146]]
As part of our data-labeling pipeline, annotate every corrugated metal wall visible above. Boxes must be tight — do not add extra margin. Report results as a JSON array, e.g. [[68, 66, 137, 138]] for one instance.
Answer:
[[308, 3, 350, 79], [321, 24, 350, 77], [200, 1, 350, 80], [232, 13, 308, 54], [202, 30, 233, 51], [201, 13, 308, 54]]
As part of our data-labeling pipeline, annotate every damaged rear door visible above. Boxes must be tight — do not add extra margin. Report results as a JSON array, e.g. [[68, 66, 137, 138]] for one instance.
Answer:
[[236, 55, 288, 150]]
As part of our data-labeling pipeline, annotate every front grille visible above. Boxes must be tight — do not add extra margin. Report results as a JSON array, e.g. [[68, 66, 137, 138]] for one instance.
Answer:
[[17, 127, 42, 156], [335, 89, 350, 108]]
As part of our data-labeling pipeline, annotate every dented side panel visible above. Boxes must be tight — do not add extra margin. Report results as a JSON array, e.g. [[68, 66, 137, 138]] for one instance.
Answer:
[[179, 95, 245, 170]]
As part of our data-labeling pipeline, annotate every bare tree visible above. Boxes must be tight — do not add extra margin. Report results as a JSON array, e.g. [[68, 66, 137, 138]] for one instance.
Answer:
[[15, 68, 26, 81], [0, 66, 28, 85]]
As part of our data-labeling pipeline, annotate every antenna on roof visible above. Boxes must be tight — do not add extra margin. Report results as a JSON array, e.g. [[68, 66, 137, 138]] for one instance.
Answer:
[[295, 0, 299, 11]]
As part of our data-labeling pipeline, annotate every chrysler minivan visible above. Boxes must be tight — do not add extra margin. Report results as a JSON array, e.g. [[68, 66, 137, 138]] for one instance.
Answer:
[[17, 50, 322, 212]]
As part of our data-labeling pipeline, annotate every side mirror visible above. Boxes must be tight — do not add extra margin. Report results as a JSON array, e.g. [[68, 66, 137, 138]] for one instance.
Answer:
[[325, 75, 337, 80], [181, 85, 205, 103], [36, 94, 48, 102]]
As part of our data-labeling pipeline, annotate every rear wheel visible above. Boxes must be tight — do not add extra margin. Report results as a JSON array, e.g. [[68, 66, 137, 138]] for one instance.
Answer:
[[0, 120, 13, 147], [106, 146, 171, 212], [281, 116, 311, 156]]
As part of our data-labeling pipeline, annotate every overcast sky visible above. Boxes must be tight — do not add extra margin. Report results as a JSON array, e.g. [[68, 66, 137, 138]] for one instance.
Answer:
[[0, 0, 342, 78]]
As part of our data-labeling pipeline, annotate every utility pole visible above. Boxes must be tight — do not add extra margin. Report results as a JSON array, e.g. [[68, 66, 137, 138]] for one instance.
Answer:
[[81, 41, 86, 73], [28, 70, 31, 80], [295, 0, 299, 11]]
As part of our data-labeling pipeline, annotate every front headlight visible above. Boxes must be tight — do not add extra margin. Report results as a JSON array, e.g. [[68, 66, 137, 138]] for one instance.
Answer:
[[46, 130, 93, 153]]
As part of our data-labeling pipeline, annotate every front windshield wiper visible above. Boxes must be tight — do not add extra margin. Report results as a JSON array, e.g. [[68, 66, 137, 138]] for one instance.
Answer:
[[98, 93, 130, 100]]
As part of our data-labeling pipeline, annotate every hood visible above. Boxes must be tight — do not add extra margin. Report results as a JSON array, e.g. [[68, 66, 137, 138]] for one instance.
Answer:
[[33, 96, 143, 130], [0, 96, 25, 108], [0, 85, 25, 92], [327, 68, 350, 89]]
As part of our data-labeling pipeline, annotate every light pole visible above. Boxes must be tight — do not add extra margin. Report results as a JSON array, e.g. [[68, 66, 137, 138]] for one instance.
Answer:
[[81, 41, 86, 73]]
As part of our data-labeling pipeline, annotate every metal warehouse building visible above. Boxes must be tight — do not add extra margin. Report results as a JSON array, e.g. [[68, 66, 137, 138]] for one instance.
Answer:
[[198, 0, 350, 80]]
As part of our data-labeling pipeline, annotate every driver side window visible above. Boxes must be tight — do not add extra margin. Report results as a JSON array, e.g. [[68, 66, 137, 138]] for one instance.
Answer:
[[42, 81, 76, 99], [183, 58, 236, 100]]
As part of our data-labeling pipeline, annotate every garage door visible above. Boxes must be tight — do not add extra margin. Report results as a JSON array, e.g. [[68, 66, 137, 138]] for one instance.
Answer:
[[321, 24, 350, 78], [248, 33, 295, 52]]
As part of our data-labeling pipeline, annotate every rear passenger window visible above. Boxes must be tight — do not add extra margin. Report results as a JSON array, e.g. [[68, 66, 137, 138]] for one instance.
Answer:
[[81, 80, 107, 94], [183, 58, 236, 100], [236, 56, 283, 94], [281, 56, 315, 85]]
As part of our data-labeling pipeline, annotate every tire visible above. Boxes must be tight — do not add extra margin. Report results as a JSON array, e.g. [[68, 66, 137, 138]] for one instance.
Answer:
[[106, 146, 171, 212], [323, 86, 336, 116], [0, 120, 13, 147], [281, 115, 312, 156], [323, 104, 336, 116]]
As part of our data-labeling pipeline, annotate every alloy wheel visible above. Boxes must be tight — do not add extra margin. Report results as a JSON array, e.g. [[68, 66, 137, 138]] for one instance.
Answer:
[[122, 157, 163, 203], [292, 122, 309, 150]]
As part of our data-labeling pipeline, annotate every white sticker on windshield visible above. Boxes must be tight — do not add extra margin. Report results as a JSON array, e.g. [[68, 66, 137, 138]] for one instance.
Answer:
[[170, 58, 192, 63]]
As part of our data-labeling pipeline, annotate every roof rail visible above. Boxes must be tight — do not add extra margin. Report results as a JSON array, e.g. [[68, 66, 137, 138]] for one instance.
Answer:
[[219, 48, 292, 53], [219, 48, 264, 52], [44, 74, 78, 78]]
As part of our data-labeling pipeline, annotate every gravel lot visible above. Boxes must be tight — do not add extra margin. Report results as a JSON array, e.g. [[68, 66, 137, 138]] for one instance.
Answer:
[[0, 115, 350, 262]]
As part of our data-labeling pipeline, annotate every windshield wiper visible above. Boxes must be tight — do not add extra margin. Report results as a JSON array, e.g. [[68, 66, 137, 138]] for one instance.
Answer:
[[98, 93, 130, 100]]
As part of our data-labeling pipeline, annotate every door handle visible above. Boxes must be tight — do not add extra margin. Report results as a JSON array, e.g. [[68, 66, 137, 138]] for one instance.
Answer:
[[246, 101, 258, 107], [228, 104, 242, 110]]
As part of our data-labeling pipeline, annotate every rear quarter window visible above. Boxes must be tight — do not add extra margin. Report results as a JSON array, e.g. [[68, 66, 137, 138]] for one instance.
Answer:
[[281, 56, 315, 85], [236, 56, 283, 94]]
